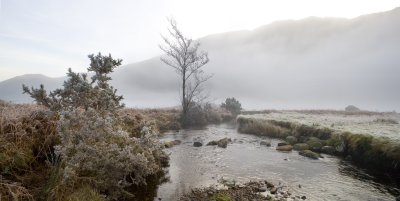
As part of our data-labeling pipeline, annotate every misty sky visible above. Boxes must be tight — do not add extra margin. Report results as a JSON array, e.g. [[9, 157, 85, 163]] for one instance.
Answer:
[[0, 0, 399, 81]]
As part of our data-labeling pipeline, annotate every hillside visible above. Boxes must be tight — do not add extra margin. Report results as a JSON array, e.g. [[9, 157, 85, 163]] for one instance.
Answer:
[[1, 8, 400, 110]]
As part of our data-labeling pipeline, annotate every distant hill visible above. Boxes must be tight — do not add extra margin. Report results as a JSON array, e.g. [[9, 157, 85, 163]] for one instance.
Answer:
[[1, 8, 400, 111], [0, 74, 64, 104]]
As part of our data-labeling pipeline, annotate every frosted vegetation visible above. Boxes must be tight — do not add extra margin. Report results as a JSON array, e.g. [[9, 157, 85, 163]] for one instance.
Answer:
[[7, 53, 168, 200], [241, 111, 400, 141]]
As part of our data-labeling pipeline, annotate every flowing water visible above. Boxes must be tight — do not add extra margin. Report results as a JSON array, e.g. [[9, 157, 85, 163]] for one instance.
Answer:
[[152, 124, 399, 201]]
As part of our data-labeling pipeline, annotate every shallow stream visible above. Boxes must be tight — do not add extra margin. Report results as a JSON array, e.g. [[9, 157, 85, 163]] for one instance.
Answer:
[[152, 124, 399, 201]]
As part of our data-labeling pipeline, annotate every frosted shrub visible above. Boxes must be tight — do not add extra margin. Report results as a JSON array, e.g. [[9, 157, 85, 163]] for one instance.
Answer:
[[22, 53, 168, 200], [55, 109, 165, 199]]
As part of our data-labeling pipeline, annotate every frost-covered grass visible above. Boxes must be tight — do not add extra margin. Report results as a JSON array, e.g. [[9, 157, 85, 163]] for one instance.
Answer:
[[0, 103, 169, 201], [240, 110, 400, 141], [238, 110, 400, 174]]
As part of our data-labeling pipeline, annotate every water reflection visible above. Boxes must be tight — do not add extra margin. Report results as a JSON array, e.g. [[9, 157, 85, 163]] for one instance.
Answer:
[[338, 160, 400, 196], [144, 124, 399, 200]]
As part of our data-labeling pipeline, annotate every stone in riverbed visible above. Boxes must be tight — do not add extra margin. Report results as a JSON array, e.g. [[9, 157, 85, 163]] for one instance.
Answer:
[[293, 143, 309, 151], [276, 145, 293, 151], [270, 187, 278, 194], [265, 181, 274, 188], [321, 145, 335, 154], [193, 142, 203, 147], [278, 142, 290, 146], [260, 141, 271, 147], [257, 186, 267, 192], [299, 150, 320, 159], [206, 141, 218, 146], [306, 138, 323, 151], [217, 138, 232, 148], [164, 140, 181, 148], [206, 138, 232, 148], [286, 136, 297, 145]]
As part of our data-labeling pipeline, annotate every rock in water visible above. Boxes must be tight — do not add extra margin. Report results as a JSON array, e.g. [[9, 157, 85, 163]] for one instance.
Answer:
[[293, 143, 309, 151], [193, 142, 203, 147], [286, 136, 297, 145], [217, 138, 232, 148], [206, 138, 231, 148], [270, 187, 278, 194], [278, 142, 289, 146], [276, 145, 293, 151], [299, 150, 320, 159], [260, 141, 271, 146], [306, 137, 323, 151], [321, 146, 335, 154]]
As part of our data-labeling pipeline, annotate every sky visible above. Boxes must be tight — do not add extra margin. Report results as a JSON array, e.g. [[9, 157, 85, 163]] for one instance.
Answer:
[[0, 0, 399, 81]]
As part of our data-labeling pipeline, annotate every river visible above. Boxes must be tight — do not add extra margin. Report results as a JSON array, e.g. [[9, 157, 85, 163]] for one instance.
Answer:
[[152, 124, 399, 201]]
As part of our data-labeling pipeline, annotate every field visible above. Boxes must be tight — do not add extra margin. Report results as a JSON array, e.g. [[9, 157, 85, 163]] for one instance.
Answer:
[[240, 110, 400, 141], [237, 110, 400, 174]]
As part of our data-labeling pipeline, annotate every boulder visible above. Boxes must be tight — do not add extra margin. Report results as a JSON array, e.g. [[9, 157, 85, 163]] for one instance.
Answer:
[[276, 145, 293, 152], [278, 142, 289, 146], [260, 141, 271, 147], [286, 136, 297, 145], [206, 138, 232, 148], [164, 141, 175, 148], [293, 143, 309, 151], [299, 150, 320, 160], [306, 138, 323, 151], [193, 142, 203, 147], [321, 146, 335, 154], [265, 181, 274, 188], [217, 138, 232, 148], [270, 187, 278, 194]]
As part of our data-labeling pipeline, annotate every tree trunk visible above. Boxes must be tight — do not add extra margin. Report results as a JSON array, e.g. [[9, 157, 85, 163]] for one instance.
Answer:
[[182, 70, 187, 123]]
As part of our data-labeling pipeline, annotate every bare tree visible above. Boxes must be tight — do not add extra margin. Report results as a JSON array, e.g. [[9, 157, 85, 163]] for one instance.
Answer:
[[159, 18, 211, 125]]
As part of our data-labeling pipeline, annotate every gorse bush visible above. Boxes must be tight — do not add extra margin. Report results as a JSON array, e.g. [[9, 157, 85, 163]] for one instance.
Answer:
[[22, 53, 167, 200], [55, 109, 166, 199], [23, 53, 124, 113]]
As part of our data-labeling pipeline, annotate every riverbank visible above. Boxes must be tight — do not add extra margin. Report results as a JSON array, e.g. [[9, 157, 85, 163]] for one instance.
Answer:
[[237, 110, 400, 175], [179, 180, 305, 201], [157, 124, 397, 200]]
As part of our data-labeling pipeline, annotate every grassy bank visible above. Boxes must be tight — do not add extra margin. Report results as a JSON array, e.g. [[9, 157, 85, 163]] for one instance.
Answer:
[[237, 111, 400, 175]]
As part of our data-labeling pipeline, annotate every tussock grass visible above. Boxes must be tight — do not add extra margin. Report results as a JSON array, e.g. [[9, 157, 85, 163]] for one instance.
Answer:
[[237, 117, 290, 138], [238, 114, 400, 174]]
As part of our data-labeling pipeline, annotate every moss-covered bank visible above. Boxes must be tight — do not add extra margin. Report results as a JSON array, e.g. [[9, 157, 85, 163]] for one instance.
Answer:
[[237, 116, 400, 175]]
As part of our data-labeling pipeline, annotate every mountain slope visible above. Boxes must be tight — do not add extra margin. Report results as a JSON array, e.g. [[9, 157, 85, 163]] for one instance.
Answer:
[[0, 74, 64, 104], [2, 8, 400, 110]]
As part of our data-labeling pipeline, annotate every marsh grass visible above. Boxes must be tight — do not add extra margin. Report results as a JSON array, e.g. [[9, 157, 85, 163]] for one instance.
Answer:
[[238, 114, 400, 174], [237, 117, 290, 138]]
